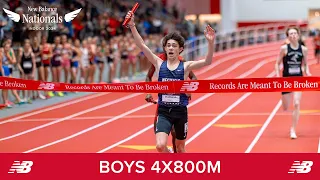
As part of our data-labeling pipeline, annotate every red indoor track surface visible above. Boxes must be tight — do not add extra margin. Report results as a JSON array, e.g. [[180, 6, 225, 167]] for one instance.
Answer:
[[1, 40, 319, 153]]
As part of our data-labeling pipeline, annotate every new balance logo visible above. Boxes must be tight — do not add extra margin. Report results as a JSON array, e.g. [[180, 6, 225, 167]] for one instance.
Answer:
[[8, 161, 33, 174], [288, 161, 313, 174], [38, 83, 55, 90], [180, 82, 199, 91]]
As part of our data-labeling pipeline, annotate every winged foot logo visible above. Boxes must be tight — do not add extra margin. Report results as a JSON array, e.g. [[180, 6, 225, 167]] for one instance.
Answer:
[[3, 7, 81, 31]]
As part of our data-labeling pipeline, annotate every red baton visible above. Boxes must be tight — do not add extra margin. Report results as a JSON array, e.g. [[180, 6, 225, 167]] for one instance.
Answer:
[[123, 2, 140, 27]]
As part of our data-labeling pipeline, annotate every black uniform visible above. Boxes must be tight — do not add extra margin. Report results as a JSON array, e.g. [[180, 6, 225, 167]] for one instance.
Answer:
[[32, 46, 42, 68], [282, 44, 304, 95], [20, 52, 33, 74]]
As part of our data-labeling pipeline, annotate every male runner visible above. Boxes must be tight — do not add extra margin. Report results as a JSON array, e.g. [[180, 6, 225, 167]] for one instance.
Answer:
[[126, 11, 215, 153], [145, 53, 197, 153], [275, 27, 311, 139]]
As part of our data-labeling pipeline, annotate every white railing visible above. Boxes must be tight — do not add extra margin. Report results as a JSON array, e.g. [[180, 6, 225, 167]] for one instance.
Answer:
[[182, 22, 309, 61]]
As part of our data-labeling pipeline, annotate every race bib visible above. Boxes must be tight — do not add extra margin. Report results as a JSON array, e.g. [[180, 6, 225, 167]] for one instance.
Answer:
[[36, 57, 41, 62], [162, 95, 180, 103], [289, 67, 300, 74], [23, 61, 32, 68], [56, 56, 62, 61], [43, 54, 48, 59]]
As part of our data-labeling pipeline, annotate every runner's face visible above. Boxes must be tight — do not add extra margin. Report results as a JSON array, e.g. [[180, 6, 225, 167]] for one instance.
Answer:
[[4, 44, 10, 51], [165, 39, 181, 59], [54, 37, 60, 44], [6, 39, 12, 46], [24, 42, 30, 50], [61, 36, 67, 43], [82, 40, 87, 47], [41, 37, 46, 44], [288, 29, 299, 42], [75, 40, 80, 47], [33, 37, 38, 45]]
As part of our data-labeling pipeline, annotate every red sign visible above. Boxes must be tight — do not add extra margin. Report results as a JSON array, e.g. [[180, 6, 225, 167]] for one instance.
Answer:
[[0, 76, 319, 94], [0, 153, 318, 180]]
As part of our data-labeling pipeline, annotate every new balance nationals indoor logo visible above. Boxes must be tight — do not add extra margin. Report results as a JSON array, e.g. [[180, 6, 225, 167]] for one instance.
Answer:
[[3, 6, 81, 31], [8, 161, 33, 174]]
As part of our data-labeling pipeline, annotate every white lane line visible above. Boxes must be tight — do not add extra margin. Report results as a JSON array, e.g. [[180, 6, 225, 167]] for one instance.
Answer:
[[0, 93, 141, 142], [13, 111, 320, 122], [23, 47, 280, 152], [0, 93, 107, 125], [245, 60, 318, 153], [245, 100, 282, 153], [97, 56, 277, 153]]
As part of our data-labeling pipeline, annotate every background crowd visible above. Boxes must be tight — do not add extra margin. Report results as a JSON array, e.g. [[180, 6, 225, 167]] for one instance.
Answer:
[[0, 0, 206, 108]]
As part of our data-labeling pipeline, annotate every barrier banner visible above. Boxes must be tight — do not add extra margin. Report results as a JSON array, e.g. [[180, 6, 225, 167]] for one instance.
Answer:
[[0, 76, 319, 93], [0, 153, 319, 180]]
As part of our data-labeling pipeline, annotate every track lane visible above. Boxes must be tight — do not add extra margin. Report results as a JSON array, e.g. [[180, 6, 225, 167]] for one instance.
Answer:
[[248, 64, 320, 153], [0, 93, 139, 138], [103, 57, 317, 153], [0, 41, 299, 153], [0, 94, 160, 152], [105, 57, 278, 153], [0, 93, 106, 123], [19, 46, 281, 153], [192, 41, 282, 74], [185, 60, 281, 152], [97, 55, 283, 153]]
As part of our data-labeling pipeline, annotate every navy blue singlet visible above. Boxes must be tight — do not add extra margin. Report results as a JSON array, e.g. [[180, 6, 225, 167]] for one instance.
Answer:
[[158, 61, 189, 107]]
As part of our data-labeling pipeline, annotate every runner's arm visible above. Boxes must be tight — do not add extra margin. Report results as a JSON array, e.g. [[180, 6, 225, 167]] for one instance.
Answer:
[[302, 46, 311, 76], [0, 51, 4, 76], [16, 48, 24, 74], [126, 11, 161, 68], [5, 49, 15, 64], [10, 48, 17, 64], [188, 71, 197, 80], [185, 25, 215, 71], [181, 59, 197, 100], [185, 43, 214, 71], [275, 45, 286, 77], [31, 52, 36, 76], [145, 65, 156, 103], [181, 59, 197, 80], [146, 65, 155, 82]]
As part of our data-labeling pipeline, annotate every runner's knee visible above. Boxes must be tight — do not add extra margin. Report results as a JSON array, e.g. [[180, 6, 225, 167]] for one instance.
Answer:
[[293, 93, 301, 109], [156, 142, 167, 152], [281, 93, 290, 111], [293, 101, 300, 109], [155, 133, 168, 152]]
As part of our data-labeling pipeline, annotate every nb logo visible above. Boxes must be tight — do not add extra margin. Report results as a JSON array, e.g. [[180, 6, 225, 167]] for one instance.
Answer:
[[180, 82, 199, 91], [288, 161, 313, 174], [38, 83, 55, 90], [8, 161, 33, 174]]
